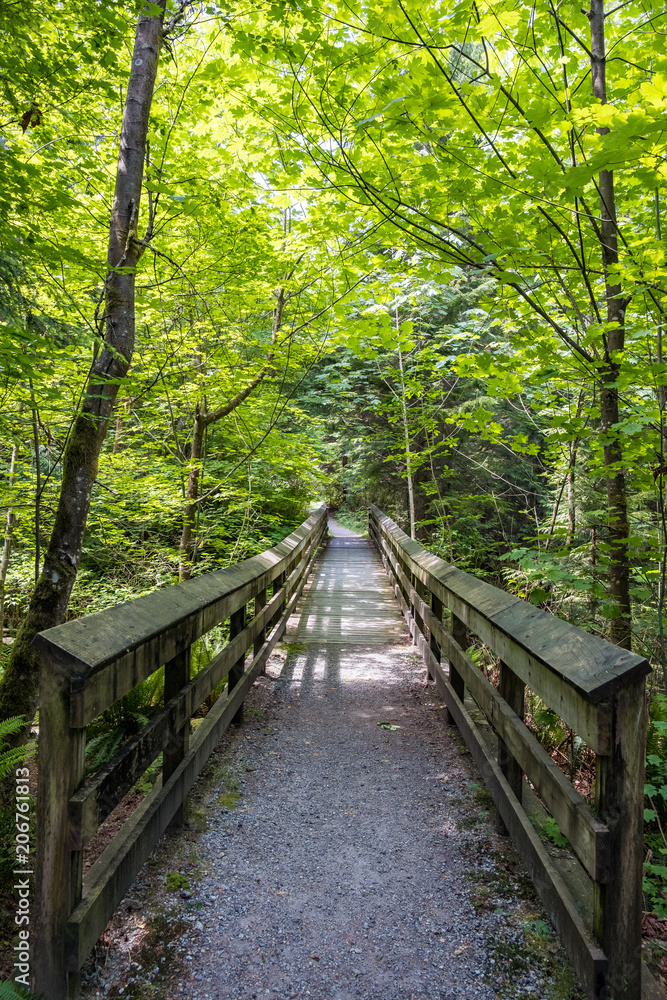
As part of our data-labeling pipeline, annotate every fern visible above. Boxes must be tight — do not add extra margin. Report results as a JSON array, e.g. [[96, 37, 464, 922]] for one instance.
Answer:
[[0, 716, 27, 742], [0, 981, 38, 999], [85, 728, 123, 773], [0, 716, 34, 781]]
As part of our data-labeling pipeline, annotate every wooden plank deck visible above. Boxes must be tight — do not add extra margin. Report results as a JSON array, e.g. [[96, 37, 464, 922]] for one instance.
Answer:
[[288, 518, 407, 644]]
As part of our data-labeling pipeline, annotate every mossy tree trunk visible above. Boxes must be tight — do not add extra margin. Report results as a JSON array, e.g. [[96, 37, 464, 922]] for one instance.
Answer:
[[589, 0, 632, 649], [0, 1, 167, 730]]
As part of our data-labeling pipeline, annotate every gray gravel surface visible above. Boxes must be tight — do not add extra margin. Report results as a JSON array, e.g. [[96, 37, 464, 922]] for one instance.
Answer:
[[81, 646, 585, 1000], [185, 645, 497, 1000]]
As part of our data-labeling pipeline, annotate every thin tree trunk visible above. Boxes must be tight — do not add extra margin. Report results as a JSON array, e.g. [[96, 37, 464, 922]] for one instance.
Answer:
[[590, 0, 632, 649], [179, 399, 207, 582], [0, 443, 18, 635], [397, 342, 416, 540], [178, 289, 286, 581], [29, 386, 41, 586], [566, 465, 575, 548], [0, 2, 166, 728], [566, 439, 579, 550], [113, 403, 124, 453], [655, 189, 667, 685]]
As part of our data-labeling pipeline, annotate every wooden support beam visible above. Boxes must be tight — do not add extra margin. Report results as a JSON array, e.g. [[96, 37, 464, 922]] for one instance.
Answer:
[[496, 660, 524, 836], [34, 655, 86, 1000], [429, 593, 442, 682], [594, 680, 646, 1000], [228, 605, 246, 725], [254, 587, 267, 668], [163, 646, 190, 828], [450, 612, 466, 705]]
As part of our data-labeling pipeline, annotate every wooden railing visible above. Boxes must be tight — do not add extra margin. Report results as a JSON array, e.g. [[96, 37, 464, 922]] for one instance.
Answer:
[[369, 506, 650, 1000], [32, 506, 328, 1000]]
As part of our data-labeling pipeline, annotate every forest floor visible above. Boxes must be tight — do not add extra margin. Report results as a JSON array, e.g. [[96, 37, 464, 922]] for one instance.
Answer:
[[77, 523, 589, 1000]]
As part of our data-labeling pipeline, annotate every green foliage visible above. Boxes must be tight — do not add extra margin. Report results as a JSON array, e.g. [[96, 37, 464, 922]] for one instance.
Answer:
[[0, 983, 37, 1000], [643, 695, 667, 916], [643, 849, 667, 919], [85, 672, 163, 773], [0, 717, 33, 779], [537, 817, 571, 850]]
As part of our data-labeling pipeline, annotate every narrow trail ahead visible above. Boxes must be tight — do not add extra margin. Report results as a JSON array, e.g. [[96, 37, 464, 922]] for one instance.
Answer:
[[84, 519, 583, 1000], [169, 520, 550, 1000]]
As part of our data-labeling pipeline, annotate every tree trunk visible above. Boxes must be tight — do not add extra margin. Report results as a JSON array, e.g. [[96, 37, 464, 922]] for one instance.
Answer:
[[397, 343, 416, 540], [589, 0, 632, 649], [566, 442, 577, 550], [0, 443, 18, 634], [179, 399, 206, 582], [0, 2, 166, 728], [177, 289, 285, 581]]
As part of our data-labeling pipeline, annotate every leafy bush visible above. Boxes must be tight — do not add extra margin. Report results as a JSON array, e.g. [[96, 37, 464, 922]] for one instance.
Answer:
[[644, 694, 667, 916], [85, 671, 163, 773]]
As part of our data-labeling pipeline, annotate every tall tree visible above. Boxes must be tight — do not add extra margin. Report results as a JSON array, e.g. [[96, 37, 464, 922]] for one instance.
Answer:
[[247, 0, 667, 648], [0, 0, 167, 727]]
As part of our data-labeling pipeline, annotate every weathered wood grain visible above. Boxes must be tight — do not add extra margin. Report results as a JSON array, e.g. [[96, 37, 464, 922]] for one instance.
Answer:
[[163, 646, 190, 827], [254, 588, 267, 662], [228, 604, 246, 726], [33, 508, 326, 726], [421, 593, 609, 882], [429, 656, 608, 1000], [65, 518, 323, 727], [497, 660, 525, 836], [69, 530, 323, 843], [34, 650, 86, 1000], [65, 533, 319, 972], [594, 679, 647, 1000], [370, 506, 649, 708]]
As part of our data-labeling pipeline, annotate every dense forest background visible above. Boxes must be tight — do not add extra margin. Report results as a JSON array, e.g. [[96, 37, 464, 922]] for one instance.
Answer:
[[2, 0, 667, 950]]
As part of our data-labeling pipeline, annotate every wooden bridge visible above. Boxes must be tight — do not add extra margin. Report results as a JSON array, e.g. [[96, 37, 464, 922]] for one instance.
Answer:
[[32, 506, 653, 1000]]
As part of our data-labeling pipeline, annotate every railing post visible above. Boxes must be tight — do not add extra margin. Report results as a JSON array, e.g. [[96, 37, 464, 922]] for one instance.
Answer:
[[399, 552, 410, 607], [272, 571, 286, 629], [450, 613, 466, 704], [413, 575, 427, 654], [163, 646, 191, 827], [228, 604, 246, 724], [429, 593, 442, 682], [34, 654, 86, 1000], [496, 660, 525, 835], [254, 588, 267, 670], [594, 680, 646, 1000]]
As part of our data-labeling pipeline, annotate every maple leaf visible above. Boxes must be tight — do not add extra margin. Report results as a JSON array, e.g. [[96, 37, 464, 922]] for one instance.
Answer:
[[20, 103, 42, 133]]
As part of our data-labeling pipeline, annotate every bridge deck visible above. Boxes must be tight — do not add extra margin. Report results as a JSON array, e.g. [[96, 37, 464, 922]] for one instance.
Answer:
[[290, 519, 406, 644], [87, 519, 587, 1000]]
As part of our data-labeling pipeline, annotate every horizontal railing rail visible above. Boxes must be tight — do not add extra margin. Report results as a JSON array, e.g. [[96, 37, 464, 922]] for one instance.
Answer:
[[33, 505, 328, 1000], [369, 505, 650, 1000]]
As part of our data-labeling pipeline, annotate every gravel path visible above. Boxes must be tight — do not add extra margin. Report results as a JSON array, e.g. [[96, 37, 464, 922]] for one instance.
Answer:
[[82, 521, 585, 1000], [184, 653, 502, 1000]]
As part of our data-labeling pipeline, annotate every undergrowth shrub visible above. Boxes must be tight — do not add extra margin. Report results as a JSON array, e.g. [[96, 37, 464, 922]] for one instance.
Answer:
[[644, 694, 667, 916]]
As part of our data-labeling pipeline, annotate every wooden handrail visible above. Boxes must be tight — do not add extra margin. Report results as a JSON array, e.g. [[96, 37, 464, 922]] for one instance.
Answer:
[[33, 506, 328, 1000], [369, 505, 649, 1000]]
